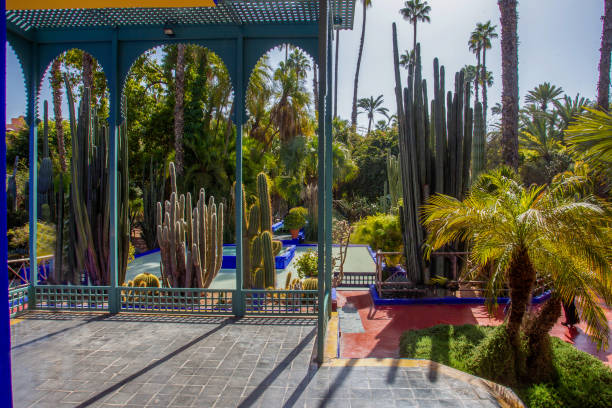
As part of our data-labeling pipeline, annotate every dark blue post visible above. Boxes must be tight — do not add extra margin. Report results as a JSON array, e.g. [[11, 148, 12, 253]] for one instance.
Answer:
[[233, 32, 245, 317], [316, 0, 328, 363], [1, 0, 15, 404], [108, 29, 120, 313]]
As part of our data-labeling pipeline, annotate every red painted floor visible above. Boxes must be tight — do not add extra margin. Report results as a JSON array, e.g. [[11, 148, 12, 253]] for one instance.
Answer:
[[337, 290, 612, 367]]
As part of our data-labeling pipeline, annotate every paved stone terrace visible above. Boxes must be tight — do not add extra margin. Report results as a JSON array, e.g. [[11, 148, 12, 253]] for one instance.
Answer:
[[10, 312, 499, 407]]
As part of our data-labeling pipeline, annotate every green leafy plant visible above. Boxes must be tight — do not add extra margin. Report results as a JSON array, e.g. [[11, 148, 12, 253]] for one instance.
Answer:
[[283, 207, 307, 230], [351, 213, 403, 255], [295, 250, 318, 278]]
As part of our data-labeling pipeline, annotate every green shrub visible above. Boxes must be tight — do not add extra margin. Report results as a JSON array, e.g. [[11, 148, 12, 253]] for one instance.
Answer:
[[548, 337, 612, 408], [524, 384, 562, 408], [351, 213, 403, 254], [8, 221, 56, 256], [468, 324, 522, 387], [295, 250, 318, 278], [284, 207, 307, 230], [399, 324, 612, 408]]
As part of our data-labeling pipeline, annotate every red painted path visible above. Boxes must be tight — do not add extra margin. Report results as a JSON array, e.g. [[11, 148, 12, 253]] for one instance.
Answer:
[[337, 290, 612, 367]]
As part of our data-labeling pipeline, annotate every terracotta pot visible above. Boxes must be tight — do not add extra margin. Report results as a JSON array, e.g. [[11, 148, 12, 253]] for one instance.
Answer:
[[290, 229, 300, 239]]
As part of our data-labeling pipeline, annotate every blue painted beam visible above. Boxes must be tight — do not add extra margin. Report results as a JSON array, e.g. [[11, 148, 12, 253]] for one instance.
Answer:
[[1, 0, 15, 404], [108, 28, 120, 313]]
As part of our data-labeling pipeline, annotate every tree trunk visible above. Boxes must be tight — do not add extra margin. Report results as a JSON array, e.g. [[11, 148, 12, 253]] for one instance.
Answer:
[[597, 0, 612, 111], [524, 296, 562, 383], [174, 44, 186, 177], [334, 29, 340, 119], [506, 246, 537, 351], [351, 1, 368, 129], [475, 49, 481, 104], [412, 20, 417, 58], [499, 0, 520, 170], [481, 48, 488, 132], [367, 115, 372, 135], [51, 59, 67, 173]]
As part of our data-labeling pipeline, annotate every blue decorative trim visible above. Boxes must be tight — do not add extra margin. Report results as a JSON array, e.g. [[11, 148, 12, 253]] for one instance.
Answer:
[[369, 285, 552, 306], [134, 247, 161, 258]]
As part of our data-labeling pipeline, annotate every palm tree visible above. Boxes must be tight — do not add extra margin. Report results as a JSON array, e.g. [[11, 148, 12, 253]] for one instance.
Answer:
[[270, 58, 310, 143], [351, 0, 373, 130], [399, 49, 414, 70], [519, 115, 561, 162], [468, 32, 482, 104], [565, 107, 612, 167], [597, 0, 611, 111], [476, 21, 498, 128], [462, 65, 478, 99], [399, 0, 431, 57], [174, 43, 186, 177], [357, 95, 388, 134], [525, 82, 564, 112], [422, 167, 611, 382], [553, 94, 589, 131], [498, 0, 520, 170], [50, 58, 67, 173]]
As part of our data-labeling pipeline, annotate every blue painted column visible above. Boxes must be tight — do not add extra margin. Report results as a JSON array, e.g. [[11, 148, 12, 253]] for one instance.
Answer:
[[27, 41, 38, 309], [108, 29, 120, 313], [316, 0, 328, 363], [233, 32, 245, 317], [1, 0, 15, 404], [324, 19, 333, 314]]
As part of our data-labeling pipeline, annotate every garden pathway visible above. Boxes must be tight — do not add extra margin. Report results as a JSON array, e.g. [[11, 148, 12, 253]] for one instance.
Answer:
[[10, 312, 500, 407]]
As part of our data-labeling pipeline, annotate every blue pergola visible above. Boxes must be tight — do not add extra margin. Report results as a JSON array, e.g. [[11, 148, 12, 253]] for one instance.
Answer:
[[2, 1, 355, 404]]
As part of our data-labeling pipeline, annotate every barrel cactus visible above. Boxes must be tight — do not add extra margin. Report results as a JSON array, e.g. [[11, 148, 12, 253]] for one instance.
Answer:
[[133, 272, 160, 288], [302, 278, 318, 291]]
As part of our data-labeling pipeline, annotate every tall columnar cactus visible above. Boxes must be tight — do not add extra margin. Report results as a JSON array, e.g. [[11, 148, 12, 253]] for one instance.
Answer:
[[38, 101, 54, 221], [237, 172, 282, 289], [61, 78, 130, 285], [156, 162, 224, 288], [391, 24, 484, 284], [471, 102, 486, 181], [386, 155, 402, 213], [142, 158, 166, 250]]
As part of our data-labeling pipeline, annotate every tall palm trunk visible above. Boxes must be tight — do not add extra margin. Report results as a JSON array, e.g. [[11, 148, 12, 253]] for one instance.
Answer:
[[50, 59, 67, 173], [351, 1, 368, 129], [507, 246, 537, 350], [174, 44, 186, 177], [481, 48, 488, 130], [474, 49, 481, 104], [597, 0, 611, 111], [412, 19, 418, 57], [367, 115, 373, 135], [334, 29, 340, 119], [498, 0, 520, 170]]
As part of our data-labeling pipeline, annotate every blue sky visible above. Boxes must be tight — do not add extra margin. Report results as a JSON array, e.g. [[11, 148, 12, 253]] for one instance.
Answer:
[[5, 0, 606, 133]]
